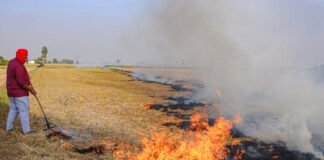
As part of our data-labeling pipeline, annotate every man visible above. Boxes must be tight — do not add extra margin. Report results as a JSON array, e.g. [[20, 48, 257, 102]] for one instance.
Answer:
[[5, 49, 37, 134]]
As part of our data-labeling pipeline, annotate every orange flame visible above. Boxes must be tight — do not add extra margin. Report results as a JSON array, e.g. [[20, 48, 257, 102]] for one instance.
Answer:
[[189, 113, 209, 132], [145, 103, 154, 110], [176, 121, 183, 127], [233, 113, 242, 125], [216, 89, 222, 97], [272, 155, 279, 159], [162, 120, 174, 125], [62, 142, 69, 150], [115, 113, 244, 160]]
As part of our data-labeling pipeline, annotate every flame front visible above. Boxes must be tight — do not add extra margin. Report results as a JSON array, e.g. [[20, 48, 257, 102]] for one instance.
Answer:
[[233, 113, 242, 125], [189, 113, 209, 132], [116, 113, 244, 160], [145, 103, 154, 110], [216, 89, 222, 97]]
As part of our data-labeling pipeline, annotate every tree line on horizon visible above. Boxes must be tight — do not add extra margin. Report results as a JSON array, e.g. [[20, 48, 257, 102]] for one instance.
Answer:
[[0, 46, 78, 65], [0, 56, 9, 65]]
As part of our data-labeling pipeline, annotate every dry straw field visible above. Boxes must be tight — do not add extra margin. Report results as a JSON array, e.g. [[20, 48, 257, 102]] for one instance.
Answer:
[[0, 65, 184, 159]]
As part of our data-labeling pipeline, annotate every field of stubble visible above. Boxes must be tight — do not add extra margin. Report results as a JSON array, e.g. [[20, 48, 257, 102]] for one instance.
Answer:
[[0, 66, 185, 159]]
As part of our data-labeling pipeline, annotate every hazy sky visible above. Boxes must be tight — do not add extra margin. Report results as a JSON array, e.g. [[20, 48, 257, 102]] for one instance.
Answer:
[[0, 0, 152, 64], [1, 0, 324, 66]]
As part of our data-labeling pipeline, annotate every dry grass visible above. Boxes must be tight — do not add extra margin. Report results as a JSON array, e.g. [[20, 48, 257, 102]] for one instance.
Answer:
[[24, 64, 76, 67], [0, 67, 181, 159]]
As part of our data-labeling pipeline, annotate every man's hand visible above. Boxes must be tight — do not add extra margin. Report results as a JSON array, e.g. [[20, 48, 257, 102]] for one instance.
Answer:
[[30, 89, 37, 96], [22, 84, 37, 96]]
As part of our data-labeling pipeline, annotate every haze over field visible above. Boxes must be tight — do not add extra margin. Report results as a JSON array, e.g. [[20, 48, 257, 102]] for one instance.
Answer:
[[126, 0, 324, 157], [2, 0, 324, 158], [0, 0, 323, 66]]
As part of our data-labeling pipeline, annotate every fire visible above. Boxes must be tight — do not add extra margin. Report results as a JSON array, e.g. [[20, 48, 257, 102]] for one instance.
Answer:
[[115, 113, 244, 160], [145, 103, 154, 110], [62, 142, 69, 150], [233, 113, 242, 125], [176, 121, 183, 127], [189, 113, 209, 132], [162, 120, 174, 125], [216, 89, 222, 97], [272, 155, 279, 159]]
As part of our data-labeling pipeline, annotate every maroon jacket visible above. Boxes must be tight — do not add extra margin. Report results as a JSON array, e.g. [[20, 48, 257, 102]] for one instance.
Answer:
[[6, 58, 31, 97]]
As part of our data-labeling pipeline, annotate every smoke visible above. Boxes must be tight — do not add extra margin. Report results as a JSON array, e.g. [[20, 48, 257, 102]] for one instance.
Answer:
[[126, 0, 324, 158]]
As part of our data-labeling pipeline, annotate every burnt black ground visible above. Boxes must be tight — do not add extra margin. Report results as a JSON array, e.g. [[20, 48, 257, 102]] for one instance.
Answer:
[[52, 68, 319, 159], [114, 68, 320, 160]]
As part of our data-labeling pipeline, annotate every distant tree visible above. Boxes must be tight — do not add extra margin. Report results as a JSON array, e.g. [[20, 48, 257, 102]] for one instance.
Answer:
[[35, 57, 43, 64], [116, 59, 120, 64], [0, 56, 8, 65], [41, 46, 48, 63], [47, 60, 52, 64], [76, 61, 79, 64], [53, 58, 58, 64], [60, 59, 74, 64]]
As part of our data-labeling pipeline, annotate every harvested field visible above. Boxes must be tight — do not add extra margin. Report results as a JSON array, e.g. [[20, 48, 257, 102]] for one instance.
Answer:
[[0, 66, 190, 159], [0, 66, 317, 160]]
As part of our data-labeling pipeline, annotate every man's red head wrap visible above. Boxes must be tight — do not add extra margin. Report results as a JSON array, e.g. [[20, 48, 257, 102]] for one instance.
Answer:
[[16, 49, 28, 64]]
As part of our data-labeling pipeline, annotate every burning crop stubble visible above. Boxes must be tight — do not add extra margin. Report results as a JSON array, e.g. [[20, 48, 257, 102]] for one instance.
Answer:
[[1, 0, 324, 159], [0, 67, 179, 159], [126, 0, 324, 158]]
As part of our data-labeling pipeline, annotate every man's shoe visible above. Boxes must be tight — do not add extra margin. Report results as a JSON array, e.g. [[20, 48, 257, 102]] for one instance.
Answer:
[[23, 130, 37, 134]]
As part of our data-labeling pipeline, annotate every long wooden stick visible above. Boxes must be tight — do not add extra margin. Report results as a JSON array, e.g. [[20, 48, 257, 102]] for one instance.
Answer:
[[31, 84, 51, 130]]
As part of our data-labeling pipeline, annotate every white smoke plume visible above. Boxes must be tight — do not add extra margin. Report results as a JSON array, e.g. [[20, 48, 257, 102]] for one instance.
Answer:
[[126, 0, 324, 158]]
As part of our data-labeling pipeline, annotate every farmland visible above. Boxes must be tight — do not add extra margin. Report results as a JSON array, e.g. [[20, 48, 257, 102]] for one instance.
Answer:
[[0, 66, 190, 159], [1, 65, 319, 160]]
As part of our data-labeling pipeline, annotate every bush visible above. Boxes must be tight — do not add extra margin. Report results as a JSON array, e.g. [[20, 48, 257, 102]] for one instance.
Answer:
[[0, 59, 9, 66]]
